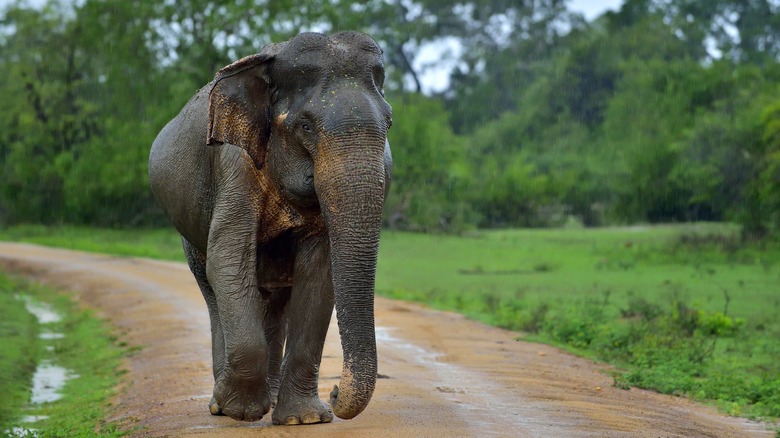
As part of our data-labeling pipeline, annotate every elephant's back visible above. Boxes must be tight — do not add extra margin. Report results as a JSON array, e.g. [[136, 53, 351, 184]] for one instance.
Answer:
[[149, 85, 215, 253], [149, 84, 212, 174]]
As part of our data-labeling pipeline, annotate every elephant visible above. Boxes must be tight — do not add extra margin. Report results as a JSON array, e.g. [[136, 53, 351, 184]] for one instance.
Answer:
[[148, 31, 392, 425]]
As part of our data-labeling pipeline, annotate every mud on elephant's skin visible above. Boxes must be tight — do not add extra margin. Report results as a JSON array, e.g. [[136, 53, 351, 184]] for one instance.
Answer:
[[148, 31, 392, 424]]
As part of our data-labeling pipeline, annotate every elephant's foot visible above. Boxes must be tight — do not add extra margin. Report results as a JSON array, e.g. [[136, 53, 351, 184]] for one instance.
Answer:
[[272, 396, 334, 425], [213, 377, 272, 422]]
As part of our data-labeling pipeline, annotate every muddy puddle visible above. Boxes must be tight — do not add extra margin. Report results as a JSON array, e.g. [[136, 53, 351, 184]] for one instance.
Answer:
[[5, 295, 79, 437]]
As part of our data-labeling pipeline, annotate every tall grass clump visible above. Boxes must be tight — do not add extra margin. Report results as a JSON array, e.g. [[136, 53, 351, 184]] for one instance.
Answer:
[[519, 291, 779, 419]]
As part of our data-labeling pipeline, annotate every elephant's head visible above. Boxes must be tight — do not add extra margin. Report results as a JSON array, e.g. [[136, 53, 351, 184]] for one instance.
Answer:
[[205, 32, 392, 420]]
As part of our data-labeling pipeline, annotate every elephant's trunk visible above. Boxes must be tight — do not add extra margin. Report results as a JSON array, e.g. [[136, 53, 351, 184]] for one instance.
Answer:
[[314, 131, 385, 420]]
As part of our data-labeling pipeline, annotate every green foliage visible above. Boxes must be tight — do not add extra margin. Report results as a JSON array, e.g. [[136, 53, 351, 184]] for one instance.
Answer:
[[0, 1, 167, 226], [598, 300, 779, 419], [384, 93, 473, 232], [384, 2, 780, 230], [750, 99, 780, 235], [1, 0, 780, 233]]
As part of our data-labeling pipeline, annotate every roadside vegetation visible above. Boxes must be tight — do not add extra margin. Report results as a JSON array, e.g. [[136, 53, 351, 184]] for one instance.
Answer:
[[378, 225, 780, 420], [0, 274, 40, 431], [0, 272, 129, 437], [2, 224, 778, 422], [1, 225, 185, 261]]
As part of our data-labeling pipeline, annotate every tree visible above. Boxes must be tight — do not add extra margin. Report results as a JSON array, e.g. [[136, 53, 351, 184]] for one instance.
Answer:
[[421, 0, 580, 133], [2, 0, 780, 235], [0, 3, 92, 223], [384, 93, 471, 231], [634, 0, 780, 64]]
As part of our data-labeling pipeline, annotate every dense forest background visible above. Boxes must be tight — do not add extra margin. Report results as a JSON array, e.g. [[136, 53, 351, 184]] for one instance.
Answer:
[[1, 0, 779, 236]]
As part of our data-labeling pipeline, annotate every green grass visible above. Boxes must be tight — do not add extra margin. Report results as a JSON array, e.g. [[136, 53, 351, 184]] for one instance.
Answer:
[[377, 223, 764, 318], [0, 275, 40, 430], [1, 223, 779, 423], [0, 224, 185, 261], [377, 224, 780, 421], [0, 272, 129, 437]]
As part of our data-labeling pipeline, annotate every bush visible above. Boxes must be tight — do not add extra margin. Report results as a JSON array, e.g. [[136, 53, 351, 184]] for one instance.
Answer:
[[496, 293, 778, 418]]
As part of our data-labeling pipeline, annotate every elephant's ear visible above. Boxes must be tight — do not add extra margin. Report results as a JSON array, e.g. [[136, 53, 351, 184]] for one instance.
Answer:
[[207, 44, 281, 169]]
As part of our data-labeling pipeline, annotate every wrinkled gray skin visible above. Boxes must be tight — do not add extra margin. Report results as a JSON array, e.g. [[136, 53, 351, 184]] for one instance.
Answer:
[[148, 32, 392, 425]]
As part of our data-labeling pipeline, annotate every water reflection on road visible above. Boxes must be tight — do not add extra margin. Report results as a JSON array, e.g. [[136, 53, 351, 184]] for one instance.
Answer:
[[5, 295, 80, 437]]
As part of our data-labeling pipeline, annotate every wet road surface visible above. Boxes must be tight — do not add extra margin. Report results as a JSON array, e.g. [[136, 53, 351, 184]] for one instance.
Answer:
[[0, 243, 772, 437]]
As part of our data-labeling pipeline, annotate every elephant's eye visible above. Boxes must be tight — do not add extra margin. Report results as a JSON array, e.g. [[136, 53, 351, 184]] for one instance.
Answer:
[[301, 122, 312, 133]]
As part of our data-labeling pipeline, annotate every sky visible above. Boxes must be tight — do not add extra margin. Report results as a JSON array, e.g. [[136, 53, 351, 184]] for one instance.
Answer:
[[569, 0, 623, 21]]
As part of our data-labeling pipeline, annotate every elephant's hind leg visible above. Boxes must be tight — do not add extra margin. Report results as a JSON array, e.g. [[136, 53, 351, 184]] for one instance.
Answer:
[[182, 237, 225, 416], [263, 288, 290, 407], [272, 236, 335, 425]]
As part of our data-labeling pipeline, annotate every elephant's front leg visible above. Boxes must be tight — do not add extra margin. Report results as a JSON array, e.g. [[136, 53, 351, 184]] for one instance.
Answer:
[[272, 235, 335, 425], [206, 230, 272, 422], [182, 238, 227, 416]]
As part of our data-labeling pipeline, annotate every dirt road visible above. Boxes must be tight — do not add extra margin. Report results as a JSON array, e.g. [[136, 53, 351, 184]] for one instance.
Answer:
[[0, 242, 772, 437]]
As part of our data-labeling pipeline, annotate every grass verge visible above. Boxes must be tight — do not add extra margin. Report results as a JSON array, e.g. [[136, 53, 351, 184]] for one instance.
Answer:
[[0, 271, 129, 437], [0, 224, 184, 261], [0, 274, 40, 430]]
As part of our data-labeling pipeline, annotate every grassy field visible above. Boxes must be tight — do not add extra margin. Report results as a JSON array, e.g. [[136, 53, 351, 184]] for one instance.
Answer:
[[1, 223, 778, 421], [0, 272, 128, 437], [379, 224, 779, 334]]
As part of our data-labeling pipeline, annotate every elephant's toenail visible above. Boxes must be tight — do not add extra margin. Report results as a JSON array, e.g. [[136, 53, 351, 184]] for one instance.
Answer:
[[209, 399, 222, 415], [302, 413, 321, 424]]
